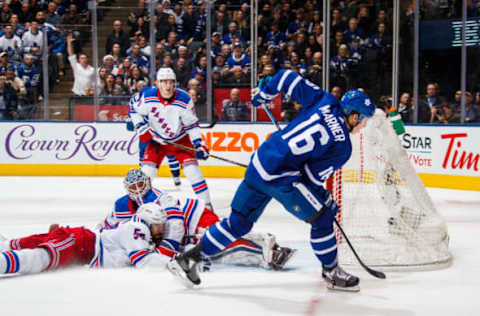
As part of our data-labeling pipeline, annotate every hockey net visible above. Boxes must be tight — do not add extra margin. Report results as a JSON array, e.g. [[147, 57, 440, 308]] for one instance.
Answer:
[[327, 109, 452, 270]]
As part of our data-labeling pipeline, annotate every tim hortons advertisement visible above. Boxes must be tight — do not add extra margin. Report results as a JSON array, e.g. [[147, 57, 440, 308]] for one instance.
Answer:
[[402, 125, 480, 177]]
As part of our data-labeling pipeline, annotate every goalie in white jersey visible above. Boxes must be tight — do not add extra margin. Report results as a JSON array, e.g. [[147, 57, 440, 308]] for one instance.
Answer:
[[0, 203, 172, 275], [129, 67, 213, 208]]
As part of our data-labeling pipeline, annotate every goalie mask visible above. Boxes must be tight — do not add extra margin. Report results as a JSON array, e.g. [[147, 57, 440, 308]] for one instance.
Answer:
[[123, 168, 151, 203]]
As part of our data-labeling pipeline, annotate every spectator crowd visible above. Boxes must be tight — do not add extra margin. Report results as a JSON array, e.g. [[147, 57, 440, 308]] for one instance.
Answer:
[[0, 0, 478, 123]]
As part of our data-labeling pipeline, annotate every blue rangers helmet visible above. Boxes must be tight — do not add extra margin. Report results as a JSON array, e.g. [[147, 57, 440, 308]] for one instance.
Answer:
[[340, 90, 375, 120]]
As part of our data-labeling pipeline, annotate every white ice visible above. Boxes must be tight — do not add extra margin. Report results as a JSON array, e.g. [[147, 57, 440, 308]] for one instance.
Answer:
[[0, 176, 479, 316]]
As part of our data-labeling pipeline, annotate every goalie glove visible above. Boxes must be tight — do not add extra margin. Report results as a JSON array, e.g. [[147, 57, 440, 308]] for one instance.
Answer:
[[192, 138, 209, 160]]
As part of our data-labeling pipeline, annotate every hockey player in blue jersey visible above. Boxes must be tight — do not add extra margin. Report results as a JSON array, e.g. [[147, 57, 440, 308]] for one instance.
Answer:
[[167, 69, 375, 292]]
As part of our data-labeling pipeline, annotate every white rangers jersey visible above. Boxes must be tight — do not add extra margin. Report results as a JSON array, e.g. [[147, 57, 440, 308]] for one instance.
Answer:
[[129, 86, 202, 142], [89, 216, 170, 269]]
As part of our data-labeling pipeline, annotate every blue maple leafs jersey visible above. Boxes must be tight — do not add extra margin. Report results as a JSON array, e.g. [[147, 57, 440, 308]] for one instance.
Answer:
[[246, 70, 352, 197]]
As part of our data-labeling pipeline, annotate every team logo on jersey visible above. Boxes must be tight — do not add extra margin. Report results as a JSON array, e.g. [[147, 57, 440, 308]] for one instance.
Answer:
[[365, 99, 371, 106], [293, 205, 301, 212]]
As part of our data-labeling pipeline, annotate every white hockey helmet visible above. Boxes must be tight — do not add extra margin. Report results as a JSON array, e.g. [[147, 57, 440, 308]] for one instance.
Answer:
[[136, 202, 167, 226], [123, 168, 151, 201], [156, 67, 176, 82]]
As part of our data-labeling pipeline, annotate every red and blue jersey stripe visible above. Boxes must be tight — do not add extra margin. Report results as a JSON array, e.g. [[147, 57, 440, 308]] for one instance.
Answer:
[[2, 250, 20, 274], [192, 180, 208, 194], [182, 198, 198, 234], [129, 249, 153, 266], [165, 207, 184, 221]]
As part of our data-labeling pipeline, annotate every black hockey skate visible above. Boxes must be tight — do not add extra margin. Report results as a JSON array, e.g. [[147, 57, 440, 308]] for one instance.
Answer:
[[269, 245, 297, 270], [167, 244, 203, 288], [322, 265, 360, 292]]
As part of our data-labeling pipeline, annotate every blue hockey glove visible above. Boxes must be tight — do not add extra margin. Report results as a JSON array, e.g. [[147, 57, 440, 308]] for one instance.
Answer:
[[193, 139, 209, 160], [125, 117, 134, 131], [322, 192, 339, 217], [251, 87, 268, 108]]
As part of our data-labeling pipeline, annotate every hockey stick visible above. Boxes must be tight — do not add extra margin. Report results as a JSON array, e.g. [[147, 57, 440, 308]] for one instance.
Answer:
[[199, 119, 218, 129], [163, 140, 248, 168], [261, 103, 386, 279], [262, 105, 282, 130]]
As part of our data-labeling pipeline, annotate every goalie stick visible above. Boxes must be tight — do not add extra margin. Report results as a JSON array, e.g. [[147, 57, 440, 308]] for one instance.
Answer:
[[261, 103, 386, 279]]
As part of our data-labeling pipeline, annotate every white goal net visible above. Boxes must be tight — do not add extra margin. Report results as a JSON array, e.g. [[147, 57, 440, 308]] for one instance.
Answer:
[[327, 109, 452, 269]]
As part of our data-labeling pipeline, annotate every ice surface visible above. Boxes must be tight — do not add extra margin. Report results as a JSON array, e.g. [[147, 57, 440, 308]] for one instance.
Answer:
[[0, 176, 479, 316]]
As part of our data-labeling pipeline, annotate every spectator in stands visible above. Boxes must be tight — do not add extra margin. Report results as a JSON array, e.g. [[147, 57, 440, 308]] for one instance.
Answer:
[[22, 20, 43, 61], [0, 24, 23, 66], [62, 4, 90, 43], [19, 3, 34, 24], [331, 8, 347, 35], [106, 20, 131, 56], [6, 66, 26, 102], [129, 16, 149, 42], [357, 6, 372, 34], [66, 34, 95, 96], [0, 52, 10, 74], [0, 3, 12, 24], [157, 14, 177, 42], [286, 8, 307, 40], [331, 86, 343, 100], [212, 10, 229, 36], [281, 98, 302, 122], [258, 63, 274, 88], [227, 42, 251, 72], [465, 91, 479, 123], [293, 32, 307, 59], [373, 9, 391, 35], [398, 92, 412, 123], [222, 88, 249, 121], [284, 51, 306, 75], [330, 44, 353, 91], [162, 52, 174, 69], [174, 57, 190, 89], [164, 31, 179, 58], [137, 35, 151, 57], [224, 66, 248, 86], [128, 43, 149, 75], [305, 51, 322, 87], [265, 21, 286, 49], [0, 74, 18, 120], [308, 25, 323, 53], [50, 31, 66, 77], [212, 53, 228, 78], [431, 103, 460, 124], [154, 43, 165, 69], [181, 4, 197, 46], [419, 82, 446, 123], [331, 30, 347, 57], [17, 54, 39, 104], [126, 65, 149, 94], [46, 2, 61, 26], [155, 2, 169, 27], [8, 14, 25, 38], [101, 55, 116, 74], [344, 17, 366, 46], [222, 22, 243, 45], [111, 43, 123, 66], [266, 44, 283, 71]]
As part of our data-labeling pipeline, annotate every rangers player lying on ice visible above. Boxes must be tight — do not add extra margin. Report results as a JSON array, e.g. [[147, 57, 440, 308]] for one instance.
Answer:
[[167, 69, 375, 292], [0, 203, 171, 274], [129, 67, 213, 209], [100, 168, 295, 270]]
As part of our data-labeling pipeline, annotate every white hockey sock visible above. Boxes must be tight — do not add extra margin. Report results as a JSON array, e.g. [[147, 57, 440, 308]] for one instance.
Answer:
[[0, 248, 50, 275], [141, 164, 158, 179], [182, 163, 212, 204]]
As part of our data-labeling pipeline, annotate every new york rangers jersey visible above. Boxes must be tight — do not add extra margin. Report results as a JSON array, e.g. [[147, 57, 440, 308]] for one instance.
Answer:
[[90, 216, 170, 269], [129, 86, 202, 142], [247, 70, 352, 197], [101, 188, 207, 257]]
